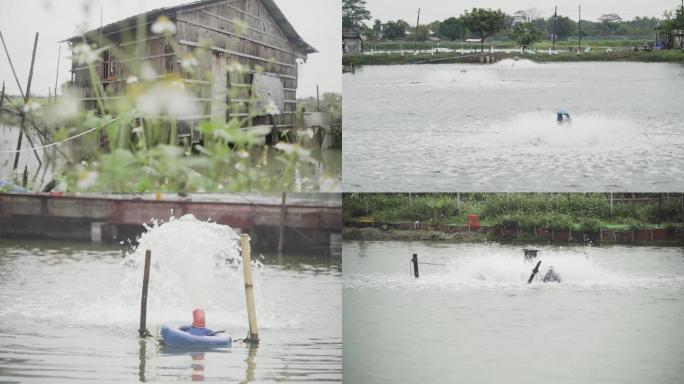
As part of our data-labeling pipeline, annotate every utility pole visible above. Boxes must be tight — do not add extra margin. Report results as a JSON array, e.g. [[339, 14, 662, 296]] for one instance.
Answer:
[[552, 6, 558, 50], [414, 8, 421, 51], [578, 5, 581, 54]]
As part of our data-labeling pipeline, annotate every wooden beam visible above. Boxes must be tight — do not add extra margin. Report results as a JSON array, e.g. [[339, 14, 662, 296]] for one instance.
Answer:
[[179, 39, 294, 68], [177, 16, 295, 57]]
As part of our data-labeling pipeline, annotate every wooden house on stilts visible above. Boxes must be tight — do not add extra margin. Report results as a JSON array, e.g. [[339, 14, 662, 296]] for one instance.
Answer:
[[64, 0, 316, 146]]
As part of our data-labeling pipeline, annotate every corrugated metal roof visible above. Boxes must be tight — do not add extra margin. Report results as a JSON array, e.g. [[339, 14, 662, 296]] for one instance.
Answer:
[[64, 0, 316, 55]]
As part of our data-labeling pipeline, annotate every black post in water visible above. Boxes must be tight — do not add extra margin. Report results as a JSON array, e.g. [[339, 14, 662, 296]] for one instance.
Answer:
[[528, 260, 542, 284], [411, 254, 419, 278], [138, 250, 152, 337]]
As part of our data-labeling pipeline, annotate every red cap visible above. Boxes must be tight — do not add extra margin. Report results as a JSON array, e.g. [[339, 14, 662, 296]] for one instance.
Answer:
[[192, 309, 205, 328]]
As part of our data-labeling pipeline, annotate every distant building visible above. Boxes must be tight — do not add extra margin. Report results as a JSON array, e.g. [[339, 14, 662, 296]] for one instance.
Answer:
[[65, 0, 316, 145], [654, 26, 684, 49], [342, 29, 363, 54]]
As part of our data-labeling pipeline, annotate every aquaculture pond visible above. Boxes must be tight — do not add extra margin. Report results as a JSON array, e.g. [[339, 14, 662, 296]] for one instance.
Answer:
[[343, 61, 684, 191], [0, 216, 341, 382], [343, 241, 684, 384]]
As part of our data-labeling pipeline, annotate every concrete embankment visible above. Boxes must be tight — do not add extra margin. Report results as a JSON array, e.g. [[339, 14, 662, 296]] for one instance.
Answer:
[[0, 193, 342, 255]]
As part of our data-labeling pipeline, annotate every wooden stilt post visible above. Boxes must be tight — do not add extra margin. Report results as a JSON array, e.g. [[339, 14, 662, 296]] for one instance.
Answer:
[[0, 81, 5, 112], [278, 192, 287, 254], [138, 249, 152, 337], [54, 45, 61, 101], [13, 32, 39, 171], [241, 234, 259, 344]]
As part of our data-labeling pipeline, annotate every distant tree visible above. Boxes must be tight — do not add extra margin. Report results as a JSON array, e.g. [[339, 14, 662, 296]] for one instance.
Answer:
[[342, 0, 372, 29], [599, 13, 623, 34], [548, 15, 575, 39], [372, 19, 382, 33], [511, 22, 543, 51], [461, 8, 507, 52], [439, 17, 462, 41], [384, 20, 410, 40], [428, 20, 442, 35], [414, 25, 430, 41]]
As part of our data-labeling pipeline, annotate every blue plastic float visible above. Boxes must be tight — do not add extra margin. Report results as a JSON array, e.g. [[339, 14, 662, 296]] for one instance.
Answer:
[[161, 324, 232, 347]]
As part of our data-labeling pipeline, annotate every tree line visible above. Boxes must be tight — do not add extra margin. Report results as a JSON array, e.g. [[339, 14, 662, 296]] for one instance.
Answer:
[[343, 0, 684, 50]]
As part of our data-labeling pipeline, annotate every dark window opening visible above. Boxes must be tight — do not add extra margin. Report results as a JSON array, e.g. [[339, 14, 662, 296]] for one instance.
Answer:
[[101, 50, 117, 81]]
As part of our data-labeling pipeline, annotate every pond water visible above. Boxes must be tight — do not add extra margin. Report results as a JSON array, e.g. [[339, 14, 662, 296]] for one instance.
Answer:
[[343, 61, 684, 191], [343, 241, 684, 384], [0, 216, 341, 383]]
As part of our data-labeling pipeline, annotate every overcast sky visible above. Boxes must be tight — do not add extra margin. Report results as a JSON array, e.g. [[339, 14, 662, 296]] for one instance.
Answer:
[[365, 0, 680, 24], [0, 0, 340, 97]]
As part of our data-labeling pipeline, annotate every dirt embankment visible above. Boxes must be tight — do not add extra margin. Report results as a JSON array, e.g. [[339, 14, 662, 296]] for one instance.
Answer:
[[343, 227, 488, 242]]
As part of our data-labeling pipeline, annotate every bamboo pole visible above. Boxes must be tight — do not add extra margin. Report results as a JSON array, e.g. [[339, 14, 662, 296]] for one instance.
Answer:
[[13, 33, 39, 171], [277, 192, 286, 254], [240, 234, 259, 343], [0, 30, 26, 98], [138, 249, 152, 337]]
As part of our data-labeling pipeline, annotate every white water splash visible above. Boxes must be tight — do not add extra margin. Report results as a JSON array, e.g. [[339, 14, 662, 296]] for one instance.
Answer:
[[345, 245, 684, 292]]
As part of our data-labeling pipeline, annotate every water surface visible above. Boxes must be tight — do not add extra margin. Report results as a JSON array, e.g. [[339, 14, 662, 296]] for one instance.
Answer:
[[343, 61, 684, 191], [0, 217, 341, 382], [343, 241, 684, 384]]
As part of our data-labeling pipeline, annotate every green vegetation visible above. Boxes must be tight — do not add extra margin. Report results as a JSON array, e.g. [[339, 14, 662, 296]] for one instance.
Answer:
[[511, 22, 544, 50], [342, 0, 372, 29], [342, 49, 684, 66], [2, 16, 336, 193], [343, 193, 684, 231], [461, 8, 508, 52], [349, 1, 684, 52]]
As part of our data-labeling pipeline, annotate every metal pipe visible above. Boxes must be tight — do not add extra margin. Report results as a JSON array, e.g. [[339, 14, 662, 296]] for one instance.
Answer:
[[241, 234, 259, 344]]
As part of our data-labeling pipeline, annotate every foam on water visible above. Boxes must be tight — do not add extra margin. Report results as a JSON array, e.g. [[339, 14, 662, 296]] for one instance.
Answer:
[[2, 215, 299, 331], [345, 245, 684, 292], [450, 111, 650, 150]]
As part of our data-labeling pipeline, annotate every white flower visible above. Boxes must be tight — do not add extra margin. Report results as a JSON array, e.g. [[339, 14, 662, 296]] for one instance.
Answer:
[[265, 99, 280, 115], [169, 80, 185, 90], [77, 170, 98, 190], [140, 63, 157, 81], [181, 54, 198, 71], [23, 100, 41, 113], [227, 62, 244, 72], [126, 76, 139, 84], [274, 143, 310, 157], [237, 150, 250, 159], [136, 82, 199, 118], [297, 128, 315, 140], [151, 16, 176, 35], [51, 94, 79, 121], [72, 44, 105, 65]]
